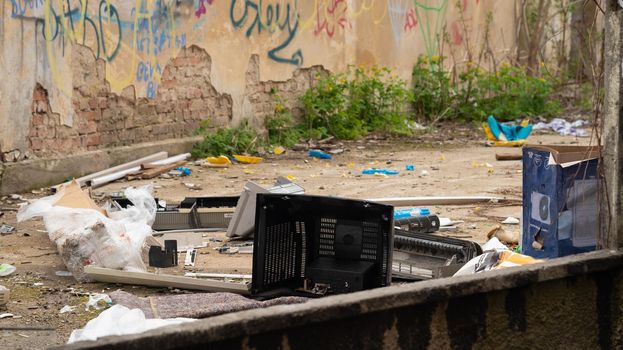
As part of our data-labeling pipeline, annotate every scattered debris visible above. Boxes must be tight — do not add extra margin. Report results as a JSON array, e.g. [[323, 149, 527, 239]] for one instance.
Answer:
[[329, 149, 345, 155], [59, 305, 76, 314], [273, 146, 286, 155], [67, 305, 196, 344], [487, 225, 519, 245], [184, 249, 197, 267], [149, 240, 178, 268], [0, 313, 16, 319], [502, 217, 520, 225], [454, 250, 543, 276], [0, 285, 9, 307], [127, 160, 186, 180], [0, 264, 16, 277], [233, 155, 263, 164], [533, 118, 590, 137], [206, 156, 232, 168], [420, 170, 430, 177], [55, 271, 73, 277], [84, 266, 251, 294], [362, 169, 399, 175], [495, 153, 522, 161], [85, 293, 112, 311], [0, 224, 15, 235], [90, 153, 190, 188], [184, 183, 202, 190], [17, 181, 156, 281], [308, 149, 332, 160], [405, 165, 415, 171]]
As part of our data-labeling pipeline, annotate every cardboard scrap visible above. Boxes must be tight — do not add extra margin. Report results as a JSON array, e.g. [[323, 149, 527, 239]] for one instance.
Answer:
[[54, 180, 107, 217]]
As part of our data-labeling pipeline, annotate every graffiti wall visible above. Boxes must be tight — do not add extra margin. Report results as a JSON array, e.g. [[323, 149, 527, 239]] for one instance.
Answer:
[[0, 0, 515, 160]]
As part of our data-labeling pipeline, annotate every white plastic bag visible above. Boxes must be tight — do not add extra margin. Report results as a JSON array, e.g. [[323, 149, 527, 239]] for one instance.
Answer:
[[68, 305, 195, 344], [17, 184, 156, 281]]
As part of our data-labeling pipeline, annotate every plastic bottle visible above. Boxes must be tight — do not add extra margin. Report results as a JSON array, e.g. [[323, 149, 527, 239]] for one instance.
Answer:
[[394, 208, 430, 219]]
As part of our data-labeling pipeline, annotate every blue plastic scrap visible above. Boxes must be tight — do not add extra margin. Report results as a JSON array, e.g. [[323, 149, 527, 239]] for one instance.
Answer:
[[362, 169, 399, 175], [175, 167, 192, 176], [308, 149, 333, 160]]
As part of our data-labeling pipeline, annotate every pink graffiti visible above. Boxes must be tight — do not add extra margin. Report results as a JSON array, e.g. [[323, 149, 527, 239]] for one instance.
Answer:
[[314, 0, 350, 39], [195, 0, 214, 19], [404, 8, 417, 32]]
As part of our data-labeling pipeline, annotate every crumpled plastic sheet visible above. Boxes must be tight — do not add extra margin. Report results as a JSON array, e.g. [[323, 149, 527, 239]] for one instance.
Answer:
[[67, 304, 195, 344], [533, 118, 590, 137], [17, 185, 156, 281], [111, 290, 308, 319]]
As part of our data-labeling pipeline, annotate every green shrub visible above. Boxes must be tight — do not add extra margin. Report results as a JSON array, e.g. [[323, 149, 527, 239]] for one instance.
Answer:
[[300, 65, 412, 140], [411, 56, 561, 122], [191, 119, 259, 158], [265, 93, 302, 148]]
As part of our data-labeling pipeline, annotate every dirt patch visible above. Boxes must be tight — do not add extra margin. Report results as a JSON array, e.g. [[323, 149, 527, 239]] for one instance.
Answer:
[[0, 132, 588, 348]]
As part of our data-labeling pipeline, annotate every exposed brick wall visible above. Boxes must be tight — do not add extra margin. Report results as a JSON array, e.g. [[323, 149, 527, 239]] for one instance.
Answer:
[[28, 45, 233, 157], [244, 54, 328, 129], [26, 45, 323, 158]]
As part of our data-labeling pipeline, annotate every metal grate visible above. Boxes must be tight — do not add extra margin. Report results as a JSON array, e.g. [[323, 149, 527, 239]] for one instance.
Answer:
[[318, 218, 336, 256], [360, 221, 380, 260], [263, 222, 298, 285]]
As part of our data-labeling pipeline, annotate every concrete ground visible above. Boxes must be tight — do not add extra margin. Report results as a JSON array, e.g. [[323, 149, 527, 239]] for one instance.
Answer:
[[0, 129, 591, 349]]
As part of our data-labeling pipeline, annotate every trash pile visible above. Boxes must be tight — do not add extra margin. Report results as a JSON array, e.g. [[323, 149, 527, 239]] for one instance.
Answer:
[[533, 118, 591, 137], [0, 140, 601, 345]]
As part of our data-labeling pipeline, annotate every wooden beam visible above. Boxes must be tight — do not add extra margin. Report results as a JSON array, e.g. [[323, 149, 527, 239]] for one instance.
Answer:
[[366, 196, 517, 207], [84, 266, 251, 295], [495, 153, 522, 161], [601, 2, 623, 249]]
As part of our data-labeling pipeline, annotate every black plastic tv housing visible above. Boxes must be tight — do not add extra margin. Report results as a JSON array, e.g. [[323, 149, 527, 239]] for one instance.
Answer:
[[252, 194, 394, 296]]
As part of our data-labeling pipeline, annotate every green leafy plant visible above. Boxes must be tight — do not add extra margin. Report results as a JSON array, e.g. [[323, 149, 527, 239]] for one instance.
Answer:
[[411, 56, 561, 122], [191, 119, 259, 158], [265, 93, 302, 148], [300, 65, 412, 140]]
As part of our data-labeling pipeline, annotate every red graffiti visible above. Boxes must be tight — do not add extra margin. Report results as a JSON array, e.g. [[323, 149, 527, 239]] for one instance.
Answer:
[[195, 0, 214, 19], [450, 21, 463, 45], [314, 0, 350, 39], [404, 8, 417, 32]]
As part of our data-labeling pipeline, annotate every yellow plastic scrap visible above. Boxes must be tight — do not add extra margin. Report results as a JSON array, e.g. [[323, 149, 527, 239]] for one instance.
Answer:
[[206, 155, 232, 168], [234, 155, 263, 164], [274, 146, 286, 155], [286, 174, 297, 181], [492, 140, 525, 147], [482, 123, 497, 142]]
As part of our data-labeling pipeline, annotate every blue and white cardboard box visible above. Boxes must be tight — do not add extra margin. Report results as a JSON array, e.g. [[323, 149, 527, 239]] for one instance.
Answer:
[[522, 145, 601, 259]]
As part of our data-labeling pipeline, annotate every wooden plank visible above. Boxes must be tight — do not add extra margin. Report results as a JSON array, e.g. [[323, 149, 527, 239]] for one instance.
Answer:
[[136, 160, 186, 179], [495, 153, 522, 161], [84, 266, 251, 295], [366, 196, 516, 207]]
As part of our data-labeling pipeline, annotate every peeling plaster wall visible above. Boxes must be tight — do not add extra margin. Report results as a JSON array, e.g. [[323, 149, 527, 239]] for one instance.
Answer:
[[1, 0, 515, 161]]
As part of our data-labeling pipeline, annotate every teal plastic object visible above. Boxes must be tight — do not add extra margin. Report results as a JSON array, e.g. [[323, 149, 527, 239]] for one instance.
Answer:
[[362, 169, 399, 175], [308, 149, 332, 159]]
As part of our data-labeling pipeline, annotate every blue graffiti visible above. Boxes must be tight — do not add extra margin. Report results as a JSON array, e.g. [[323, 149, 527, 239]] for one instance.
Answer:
[[34, 0, 122, 62], [11, 0, 44, 18], [230, 0, 303, 66]]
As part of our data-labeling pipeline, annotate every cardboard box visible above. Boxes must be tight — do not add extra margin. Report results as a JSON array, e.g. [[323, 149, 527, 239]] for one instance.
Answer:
[[522, 145, 601, 259]]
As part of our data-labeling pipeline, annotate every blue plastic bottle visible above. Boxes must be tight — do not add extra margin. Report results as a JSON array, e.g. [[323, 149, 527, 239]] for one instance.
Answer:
[[394, 208, 430, 219]]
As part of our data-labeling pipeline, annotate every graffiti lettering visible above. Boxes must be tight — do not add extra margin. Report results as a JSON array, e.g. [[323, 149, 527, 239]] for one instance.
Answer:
[[230, 0, 303, 66], [38, 0, 122, 62], [314, 0, 349, 39], [11, 0, 44, 18], [388, 0, 410, 46], [195, 0, 214, 19], [404, 8, 417, 32]]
